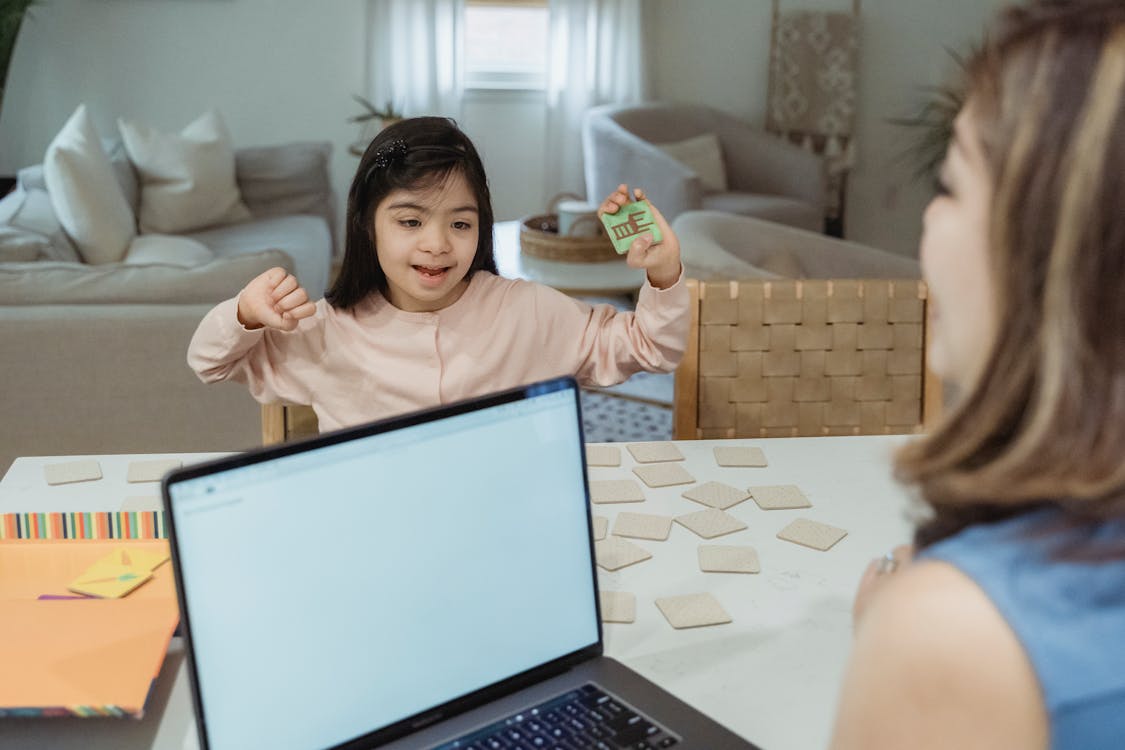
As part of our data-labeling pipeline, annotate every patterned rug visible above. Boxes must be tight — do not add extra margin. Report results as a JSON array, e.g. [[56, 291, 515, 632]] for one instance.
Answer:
[[573, 296, 676, 442], [579, 389, 673, 443]]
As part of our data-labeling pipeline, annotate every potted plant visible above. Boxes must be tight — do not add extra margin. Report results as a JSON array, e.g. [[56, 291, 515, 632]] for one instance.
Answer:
[[347, 94, 403, 157], [0, 0, 36, 117], [891, 50, 967, 182]]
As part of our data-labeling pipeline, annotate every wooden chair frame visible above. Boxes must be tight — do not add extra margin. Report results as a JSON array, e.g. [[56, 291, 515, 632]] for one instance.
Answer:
[[261, 403, 319, 446]]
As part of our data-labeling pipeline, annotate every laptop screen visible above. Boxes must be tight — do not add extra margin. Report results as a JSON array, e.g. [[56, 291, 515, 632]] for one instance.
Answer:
[[166, 379, 599, 750]]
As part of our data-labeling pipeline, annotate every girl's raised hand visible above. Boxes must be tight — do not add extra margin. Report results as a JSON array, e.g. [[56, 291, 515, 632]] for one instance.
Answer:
[[598, 184, 682, 290], [236, 267, 317, 332]]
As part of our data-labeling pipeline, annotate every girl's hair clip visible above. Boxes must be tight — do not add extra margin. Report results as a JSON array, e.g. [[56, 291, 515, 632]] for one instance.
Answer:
[[372, 138, 409, 169]]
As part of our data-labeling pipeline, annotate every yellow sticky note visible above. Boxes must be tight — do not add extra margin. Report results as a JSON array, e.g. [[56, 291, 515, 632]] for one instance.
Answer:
[[110, 546, 169, 572], [86, 546, 170, 576], [64, 546, 168, 599], [68, 564, 153, 598]]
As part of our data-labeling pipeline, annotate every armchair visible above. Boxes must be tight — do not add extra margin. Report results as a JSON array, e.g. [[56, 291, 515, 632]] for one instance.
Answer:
[[582, 102, 826, 231]]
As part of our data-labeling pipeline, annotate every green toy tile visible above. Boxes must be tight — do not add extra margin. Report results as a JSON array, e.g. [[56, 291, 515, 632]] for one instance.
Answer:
[[599, 200, 663, 254]]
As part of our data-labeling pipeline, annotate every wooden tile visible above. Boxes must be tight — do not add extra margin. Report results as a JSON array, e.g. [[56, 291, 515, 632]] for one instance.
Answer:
[[655, 592, 732, 629], [712, 446, 768, 468], [698, 545, 760, 574], [590, 479, 646, 504], [599, 590, 636, 623], [626, 442, 684, 464], [777, 518, 848, 551]]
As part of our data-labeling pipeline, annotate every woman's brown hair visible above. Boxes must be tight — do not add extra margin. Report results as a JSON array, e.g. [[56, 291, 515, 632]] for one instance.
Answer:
[[897, 0, 1125, 551]]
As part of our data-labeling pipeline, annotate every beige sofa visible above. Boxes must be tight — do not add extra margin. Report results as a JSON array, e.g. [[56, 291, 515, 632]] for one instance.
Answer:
[[672, 210, 921, 280], [0, 142, 335, 473]]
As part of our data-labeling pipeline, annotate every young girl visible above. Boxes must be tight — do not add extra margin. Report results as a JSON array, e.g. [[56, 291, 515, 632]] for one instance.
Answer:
[[832, 2, 1125, 748], [188, 117, 688, 432]]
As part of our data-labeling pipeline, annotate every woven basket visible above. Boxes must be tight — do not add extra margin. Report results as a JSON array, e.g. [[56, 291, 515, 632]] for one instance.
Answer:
[[519, 214, 618, 263]]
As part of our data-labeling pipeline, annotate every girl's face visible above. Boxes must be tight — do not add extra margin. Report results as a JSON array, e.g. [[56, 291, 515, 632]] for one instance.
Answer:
[[373, 170, 480, 312], [919, 109, 997, 389]]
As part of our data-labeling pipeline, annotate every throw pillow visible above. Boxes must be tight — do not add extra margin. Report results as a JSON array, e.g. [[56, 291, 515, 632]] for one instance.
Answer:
[[118, 110, 251, 234], [657, 133, 728, 193], [0, 226, 50, 263], [124, 235, 216, 268], [0, 186, 83, 263], [42, 104, 137, 265]]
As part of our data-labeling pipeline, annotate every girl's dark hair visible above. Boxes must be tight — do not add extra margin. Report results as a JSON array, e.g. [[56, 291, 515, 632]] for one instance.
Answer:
[[326, 117, 497, 309], [896, 0, 1125, 556]]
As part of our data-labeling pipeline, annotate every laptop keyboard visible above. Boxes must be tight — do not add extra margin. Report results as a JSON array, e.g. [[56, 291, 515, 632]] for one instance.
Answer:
[[433, 683, 680, 750]]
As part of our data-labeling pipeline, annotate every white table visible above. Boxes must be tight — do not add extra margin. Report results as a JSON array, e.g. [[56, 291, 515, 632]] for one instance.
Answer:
[[493, 220, 647, 296], [0, 437, 915, 750]]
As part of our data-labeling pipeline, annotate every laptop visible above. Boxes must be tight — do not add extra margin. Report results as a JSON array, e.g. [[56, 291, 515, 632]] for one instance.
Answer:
[[163, 376, 759, 750]]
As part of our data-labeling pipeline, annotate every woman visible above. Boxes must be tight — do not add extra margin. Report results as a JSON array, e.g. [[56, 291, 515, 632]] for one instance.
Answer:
[[831, 2, 1125, 748]]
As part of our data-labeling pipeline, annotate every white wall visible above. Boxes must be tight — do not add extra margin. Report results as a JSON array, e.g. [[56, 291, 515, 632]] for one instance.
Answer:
[[647, 0, 1006, 256], [0, 0, 553, 235], [1, 0, 369, 244], [2, 0, 1003, 254]]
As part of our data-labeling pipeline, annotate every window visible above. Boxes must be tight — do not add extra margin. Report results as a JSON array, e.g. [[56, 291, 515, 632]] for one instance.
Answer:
[[465, 0, 549, 90]]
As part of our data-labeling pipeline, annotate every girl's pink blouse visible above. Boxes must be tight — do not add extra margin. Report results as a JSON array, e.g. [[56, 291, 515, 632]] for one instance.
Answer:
[[187, 271, 689, 432]]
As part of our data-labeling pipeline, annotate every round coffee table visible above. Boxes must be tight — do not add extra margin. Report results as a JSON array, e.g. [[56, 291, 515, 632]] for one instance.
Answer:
[[492, 220, 647, 296]]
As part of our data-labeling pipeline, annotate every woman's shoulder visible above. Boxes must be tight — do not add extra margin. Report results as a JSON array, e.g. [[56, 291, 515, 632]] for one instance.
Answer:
[[831, 560, 1048, 749]]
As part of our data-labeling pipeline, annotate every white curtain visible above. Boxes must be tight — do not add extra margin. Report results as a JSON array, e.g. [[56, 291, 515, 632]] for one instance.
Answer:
[[545, 0, 648, 199], [367, 0, 465, 119]]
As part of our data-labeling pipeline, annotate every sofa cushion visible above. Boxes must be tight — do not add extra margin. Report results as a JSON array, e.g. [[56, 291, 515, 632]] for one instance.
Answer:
[[124, 235, 216, 267], [657, 133, 728, 192], [119, 110, 251, 234], [185, 214, 332, 297], [0, 227, 52, 262], [0, 185, 82, 263], [701, 192, 823, 233], [236, 141, 334, 224], [0, 249, 293, 305], [43, 104, 137, 265]]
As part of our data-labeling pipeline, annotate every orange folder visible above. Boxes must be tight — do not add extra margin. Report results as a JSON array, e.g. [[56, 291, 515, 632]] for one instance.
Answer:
[[0, 539, 180, 718]]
